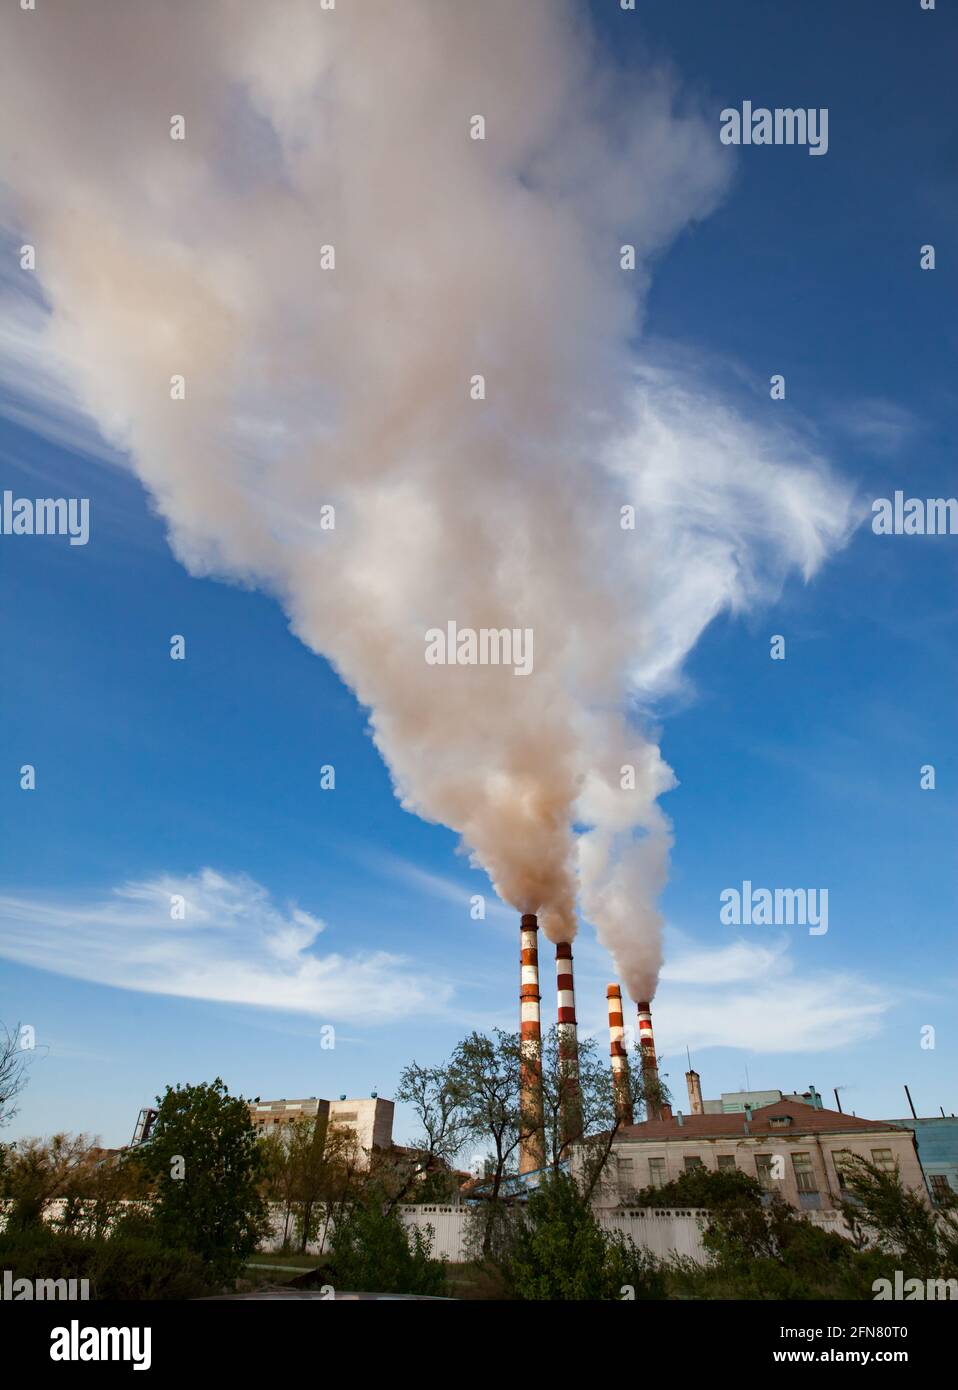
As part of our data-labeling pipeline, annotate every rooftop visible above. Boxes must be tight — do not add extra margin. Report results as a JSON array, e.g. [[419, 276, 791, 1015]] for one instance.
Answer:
[[615, 1100, 911, 1143]]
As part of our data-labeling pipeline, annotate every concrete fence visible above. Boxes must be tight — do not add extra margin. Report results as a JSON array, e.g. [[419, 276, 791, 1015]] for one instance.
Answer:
[[2, 1197, 858, 1267]]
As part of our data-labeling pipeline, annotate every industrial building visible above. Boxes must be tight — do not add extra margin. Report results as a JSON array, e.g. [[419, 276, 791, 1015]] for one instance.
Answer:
[[883, 1116, 958, 1204], [248, 1095, 394, 1162], [597, 1100, 927, 1213], [131, 1093, 394, 1166]]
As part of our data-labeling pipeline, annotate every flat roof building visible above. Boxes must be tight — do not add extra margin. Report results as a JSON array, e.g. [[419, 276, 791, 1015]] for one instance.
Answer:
[[248, 1095, 394, 1163]]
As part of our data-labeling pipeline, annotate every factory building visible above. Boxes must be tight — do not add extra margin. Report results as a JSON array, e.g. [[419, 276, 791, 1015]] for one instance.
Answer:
[[248, 1095, 394, 1162], [882, 1116, 958, 1204], [595, 1100, 928, 1213]]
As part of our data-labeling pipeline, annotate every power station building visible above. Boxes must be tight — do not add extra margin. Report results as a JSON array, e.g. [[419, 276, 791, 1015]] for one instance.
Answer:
[[597, 1099, 928, 1213], [248, 1095, 394, 1161]]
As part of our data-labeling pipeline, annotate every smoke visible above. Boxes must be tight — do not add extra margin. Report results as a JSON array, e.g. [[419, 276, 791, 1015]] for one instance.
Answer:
[[0, 1, 855, 1002]]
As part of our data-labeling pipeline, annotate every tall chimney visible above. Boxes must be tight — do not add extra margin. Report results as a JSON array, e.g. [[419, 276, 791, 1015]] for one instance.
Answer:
[[637, 1000, 664, 1121], [519, 914, 545, 1173], [607, 984, 634, 1127], [555, 943, 582, 1153], [686, 1068, 704, 1116]]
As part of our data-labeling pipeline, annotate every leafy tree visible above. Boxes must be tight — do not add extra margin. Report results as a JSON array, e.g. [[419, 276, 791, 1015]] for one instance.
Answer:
[[502, 1172, 664, 1301], [260, 1112, 362, 1252], [447, 1030, 522, 1257], [671, 1176, 891, 1300], [327, 1196, 447, 1296], [138, 1078, 268, 1282], [1, 1133, 97, 1231], [839, 1153, 958, 1280], [390, 1060, 466, 1209], [573, 1040, 673, 1203]]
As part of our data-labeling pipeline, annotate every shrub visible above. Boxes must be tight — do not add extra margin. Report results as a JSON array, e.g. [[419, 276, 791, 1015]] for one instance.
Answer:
[[0, 1225, 211, 1300], [502, 1173, 665, 1301], [327, 1199, 448, 1296]]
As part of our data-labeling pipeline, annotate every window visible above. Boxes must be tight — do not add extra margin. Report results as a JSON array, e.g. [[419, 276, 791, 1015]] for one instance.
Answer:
[[930, 1175, 952, 1201], [683, 1156, 704, 1172], [792, 1153, 817, 1193], [833, 1150, 852, 1190], [870, 1148, 896, 1173], [648, 1157, 666, 1188], [755, 1155, 780, 1190], [716, 1155, 737, 1171], [617, 1157, 634, 1193]]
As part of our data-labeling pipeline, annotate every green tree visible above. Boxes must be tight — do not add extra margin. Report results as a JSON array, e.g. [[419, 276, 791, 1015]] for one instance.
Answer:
[[1, 1133, 95, 1231], [839, 1153, 958, 1280], [327, 1197, 447, 1296], [633, 1165, 763, 1210], [502, 1172, 664, 1301], [139, 1078, 268, 1283]]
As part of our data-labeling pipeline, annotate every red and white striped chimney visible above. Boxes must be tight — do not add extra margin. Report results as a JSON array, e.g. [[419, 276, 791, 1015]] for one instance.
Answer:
[[636, 999, 666, 1121], [555, 942, 581, 1151], [519, 913, 545, 1173], [607, 984, 634, 1127]]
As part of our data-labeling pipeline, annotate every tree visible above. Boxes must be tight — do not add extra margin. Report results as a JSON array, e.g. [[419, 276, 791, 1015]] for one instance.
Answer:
[[447, 1030, 523, 1259], [327, 1198, 447, 1296], [502, 1171, 664, 1301], [572, 1040, 673, 1203], [390, 1060, 466, 1209], [138, 1078, 268, 1282], [1, 1133, 97, 1231], [633, 1165, 763, 1210], [839, 1153, 958, 1280], [0, 1021, 30, 1129], [263, 1111, 361, 1253]]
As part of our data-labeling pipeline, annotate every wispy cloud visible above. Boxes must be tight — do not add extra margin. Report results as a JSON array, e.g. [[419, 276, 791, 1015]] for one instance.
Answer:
[[0, 264, 125, 467], [829, 397, 919, 458], [365, 850, 515, 925], [573, 933, 889, 1057], [0, 868, 451, 1025]]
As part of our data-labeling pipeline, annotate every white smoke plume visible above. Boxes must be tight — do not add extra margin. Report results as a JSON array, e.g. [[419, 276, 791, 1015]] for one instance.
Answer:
[[0, 1, 855, 1002]]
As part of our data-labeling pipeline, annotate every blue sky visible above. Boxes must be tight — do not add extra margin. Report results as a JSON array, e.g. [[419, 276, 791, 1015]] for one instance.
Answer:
[[0, 0, 955, 1148]]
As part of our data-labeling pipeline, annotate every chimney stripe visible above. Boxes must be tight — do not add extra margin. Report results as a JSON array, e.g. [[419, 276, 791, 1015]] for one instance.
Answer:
[[518, 914, 545, 1174]]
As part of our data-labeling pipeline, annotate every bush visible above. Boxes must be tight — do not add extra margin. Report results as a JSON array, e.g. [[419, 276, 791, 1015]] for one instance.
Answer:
[[0, 1225, 212, 1300], [502, 1173, 665, 1301], [678, 1191, 898, 1301], [327, 1199, 448, 1296], [633, 1166, 764, 1210]]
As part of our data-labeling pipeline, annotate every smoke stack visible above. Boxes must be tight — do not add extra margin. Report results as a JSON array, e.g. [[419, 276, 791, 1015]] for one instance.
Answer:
[[607, 984, 634, 1127], [555, 943, 582, 1153], [637, 1000, 665, 1121], [519, 914, 545, 1173], [686, 1069, 704, 1116]]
